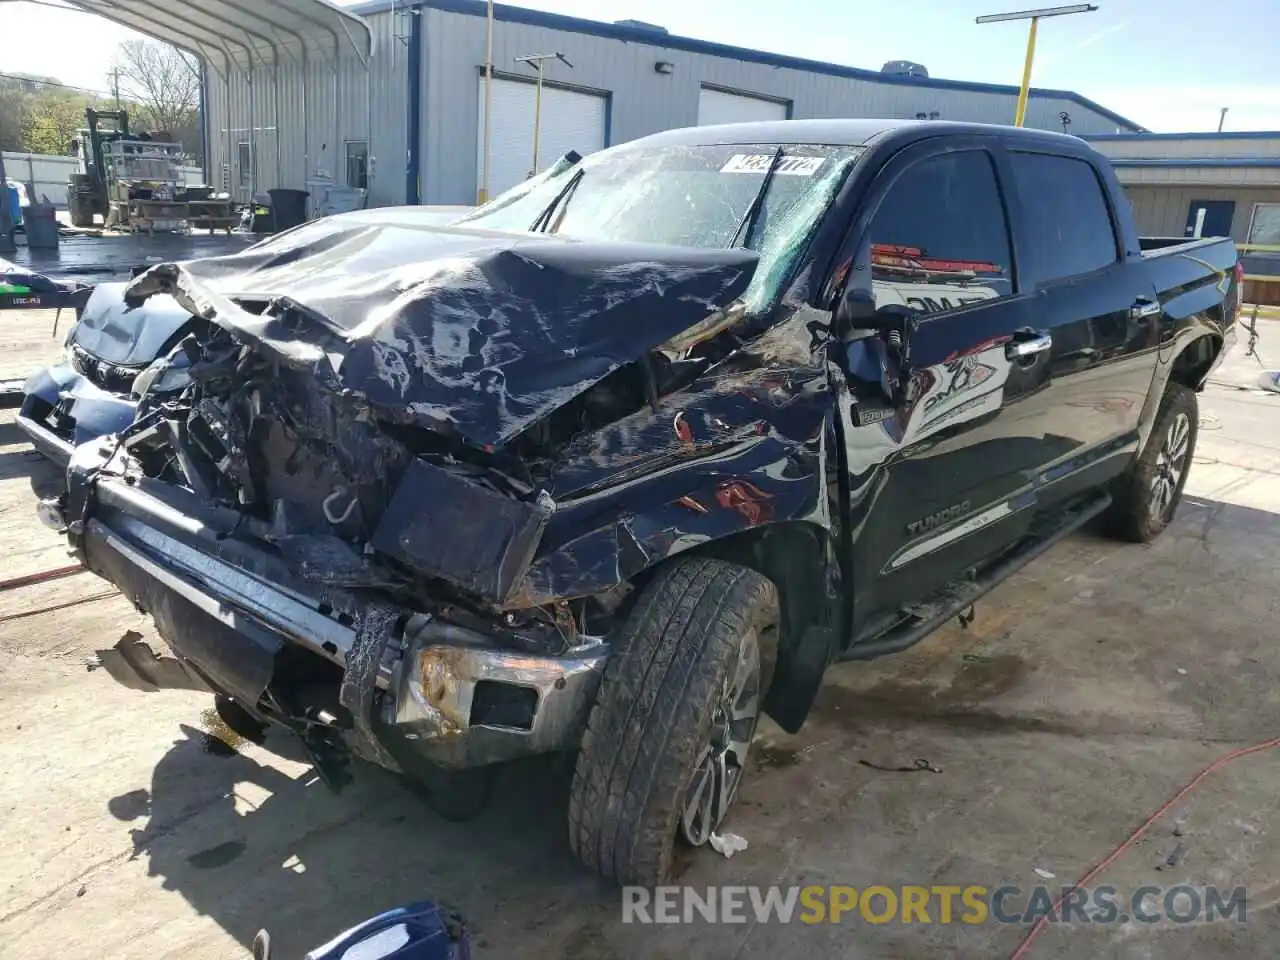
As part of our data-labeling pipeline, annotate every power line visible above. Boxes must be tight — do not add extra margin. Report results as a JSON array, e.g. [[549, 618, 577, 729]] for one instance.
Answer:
[[0, 72, 116, 99]]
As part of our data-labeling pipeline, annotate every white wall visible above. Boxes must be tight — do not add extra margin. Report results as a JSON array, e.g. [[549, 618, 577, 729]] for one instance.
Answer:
[[2, 152, 205, 209]]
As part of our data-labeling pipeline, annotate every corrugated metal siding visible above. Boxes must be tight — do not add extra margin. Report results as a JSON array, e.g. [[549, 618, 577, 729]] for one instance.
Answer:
[[419, 10, 1128, 204], [203, 10, 407, 208], [1122, 185, 1280, 243], [1091, 137, 1280, 160], [1115, 166, 1280, 187]]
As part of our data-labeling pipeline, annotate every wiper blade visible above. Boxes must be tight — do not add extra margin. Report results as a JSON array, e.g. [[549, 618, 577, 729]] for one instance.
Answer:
[[530, 168, 585, 234], [729, 146, 785, 250]]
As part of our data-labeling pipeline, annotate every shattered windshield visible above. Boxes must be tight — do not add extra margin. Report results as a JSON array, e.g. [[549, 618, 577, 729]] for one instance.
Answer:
[[459, 143, 862, 309]]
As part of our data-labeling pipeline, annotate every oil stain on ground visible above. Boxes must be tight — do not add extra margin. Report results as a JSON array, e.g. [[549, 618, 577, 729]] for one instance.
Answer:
[[199, 706, 248, 757], [752, 741, 802, 770], [811, 654, 1081, 736], [186, 840, 246, 869]]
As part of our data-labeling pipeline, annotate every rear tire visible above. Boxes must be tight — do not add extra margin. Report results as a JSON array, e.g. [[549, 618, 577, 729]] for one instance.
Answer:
[[568, 557, 778, 886], [1107, 382, 1198, 543]]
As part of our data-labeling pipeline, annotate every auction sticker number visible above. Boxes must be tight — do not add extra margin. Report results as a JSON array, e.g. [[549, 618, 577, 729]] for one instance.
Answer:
[[721, 154, 824, 176]]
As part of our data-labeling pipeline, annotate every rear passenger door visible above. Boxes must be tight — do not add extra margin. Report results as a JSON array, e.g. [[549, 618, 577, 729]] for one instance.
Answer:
[[998, 148, 1161, 500]]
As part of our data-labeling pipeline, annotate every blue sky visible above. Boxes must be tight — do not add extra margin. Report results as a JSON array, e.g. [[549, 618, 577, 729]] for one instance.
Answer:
[[4, 0, 1279, 131]]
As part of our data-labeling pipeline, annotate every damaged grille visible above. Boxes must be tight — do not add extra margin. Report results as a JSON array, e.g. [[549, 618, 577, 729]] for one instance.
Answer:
[[70, 343, 142, 394]]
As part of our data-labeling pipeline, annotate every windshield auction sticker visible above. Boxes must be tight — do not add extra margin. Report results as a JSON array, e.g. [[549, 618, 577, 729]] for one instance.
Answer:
[[721, 154, 825, 176]]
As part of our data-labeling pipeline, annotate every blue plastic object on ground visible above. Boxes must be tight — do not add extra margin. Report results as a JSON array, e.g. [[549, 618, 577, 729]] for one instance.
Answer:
[[252, 901, 470, 960], [4, 185, 22, 227]]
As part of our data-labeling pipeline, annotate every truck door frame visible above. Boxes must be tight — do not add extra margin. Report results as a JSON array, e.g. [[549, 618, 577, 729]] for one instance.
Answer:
[[825, 133, 1065, 644]]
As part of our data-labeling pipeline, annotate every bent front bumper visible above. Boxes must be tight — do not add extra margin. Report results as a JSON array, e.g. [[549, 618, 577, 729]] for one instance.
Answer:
[[18, 361, 139, 467], [68, 462, 608, 771]]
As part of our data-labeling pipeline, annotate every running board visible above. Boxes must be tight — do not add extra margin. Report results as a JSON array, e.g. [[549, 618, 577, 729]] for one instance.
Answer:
[[841, 492, 1112, 661]]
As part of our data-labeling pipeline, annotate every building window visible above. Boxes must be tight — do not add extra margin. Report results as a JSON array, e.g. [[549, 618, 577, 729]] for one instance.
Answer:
[[345, 140, 369, 190], [236, 142, 254, 189], [1247, 203, 1280, 247]]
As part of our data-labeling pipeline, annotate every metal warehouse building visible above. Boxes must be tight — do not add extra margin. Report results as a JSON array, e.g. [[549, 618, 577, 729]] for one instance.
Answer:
[[1087, 133, 1280, 247], [196, 0, 1144, 208]]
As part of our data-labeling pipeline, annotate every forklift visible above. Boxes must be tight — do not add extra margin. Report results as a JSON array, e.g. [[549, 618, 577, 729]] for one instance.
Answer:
[[66, 108, 148, 228]]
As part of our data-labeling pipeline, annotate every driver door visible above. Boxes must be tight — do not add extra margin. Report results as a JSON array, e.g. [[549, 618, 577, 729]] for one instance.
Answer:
[[836, 140, 1055, 639]]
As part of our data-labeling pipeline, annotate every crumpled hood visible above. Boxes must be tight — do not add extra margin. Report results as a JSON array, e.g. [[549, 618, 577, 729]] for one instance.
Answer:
[[125, 214, 759, 449], [71, 282, 195, 367]]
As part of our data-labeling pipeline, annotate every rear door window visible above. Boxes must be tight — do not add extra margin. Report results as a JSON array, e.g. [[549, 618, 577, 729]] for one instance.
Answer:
[[1008, 152, 1118, 283], [868, 150, 1014, 319]]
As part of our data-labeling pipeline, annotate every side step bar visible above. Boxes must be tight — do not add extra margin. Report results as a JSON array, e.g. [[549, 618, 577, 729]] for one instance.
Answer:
[[842, 492, 1112, 661]]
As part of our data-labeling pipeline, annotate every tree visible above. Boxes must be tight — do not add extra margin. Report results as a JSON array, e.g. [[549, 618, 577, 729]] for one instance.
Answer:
[[23, 92, 89, 155], [111, 39, 201, 160]]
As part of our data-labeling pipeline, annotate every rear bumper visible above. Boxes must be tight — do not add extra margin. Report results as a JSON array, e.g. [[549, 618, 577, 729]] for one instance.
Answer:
[[68, 467, 608, 771], [18, 361, 139, 467]]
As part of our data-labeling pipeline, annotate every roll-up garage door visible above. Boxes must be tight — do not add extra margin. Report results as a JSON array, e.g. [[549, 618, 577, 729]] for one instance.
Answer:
[[697, 87, 788, 126], [478, 76, 608, 197]]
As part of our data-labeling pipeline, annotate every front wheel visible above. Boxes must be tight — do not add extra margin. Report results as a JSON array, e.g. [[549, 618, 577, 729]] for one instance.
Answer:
[[1107, 383, 1198, 542], [568, 557, 778, 886]]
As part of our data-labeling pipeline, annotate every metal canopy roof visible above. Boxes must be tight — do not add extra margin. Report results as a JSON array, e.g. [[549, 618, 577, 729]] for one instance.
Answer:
[[64, 0, 372, 74]]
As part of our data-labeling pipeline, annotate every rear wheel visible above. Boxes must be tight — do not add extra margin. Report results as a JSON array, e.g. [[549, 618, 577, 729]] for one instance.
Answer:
[[1108, 383, 1198, 542], [568, 557, 778, 886]]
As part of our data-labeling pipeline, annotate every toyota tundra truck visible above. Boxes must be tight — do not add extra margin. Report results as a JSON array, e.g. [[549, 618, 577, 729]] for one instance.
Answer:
[[39, 120, 1239, 886]]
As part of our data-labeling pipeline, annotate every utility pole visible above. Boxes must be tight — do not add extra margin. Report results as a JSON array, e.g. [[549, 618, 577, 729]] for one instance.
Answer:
[[478, 0, 494, 205], [109, 68, 121, 111], [976, 5, 1098, 127], [1218, 107, 1229, 133], [515, 53, 573, 178]]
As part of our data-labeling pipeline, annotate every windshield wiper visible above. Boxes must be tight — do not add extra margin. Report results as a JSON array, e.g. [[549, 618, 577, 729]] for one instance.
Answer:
[[729, 147, 785, 250], [530, 168, 585, 234]]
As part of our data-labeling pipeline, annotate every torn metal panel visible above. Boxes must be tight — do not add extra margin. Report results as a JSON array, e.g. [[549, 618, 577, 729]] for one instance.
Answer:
[[369, 459, 553, 605]]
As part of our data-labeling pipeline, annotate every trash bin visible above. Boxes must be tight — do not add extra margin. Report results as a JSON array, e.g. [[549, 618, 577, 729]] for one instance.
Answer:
[[22, 203, 60, 250], [4, 185, 21, 228], [267, 188, 310, 231]]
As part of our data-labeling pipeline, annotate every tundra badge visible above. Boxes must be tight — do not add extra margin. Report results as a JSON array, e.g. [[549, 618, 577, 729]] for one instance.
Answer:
[[907, 501, 971, 536]]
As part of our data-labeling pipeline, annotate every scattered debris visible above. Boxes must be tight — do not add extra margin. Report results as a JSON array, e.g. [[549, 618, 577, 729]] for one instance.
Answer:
[[1033, 868, 1056, 881], [709, 831, 748, 858], [76, 885, 86, 897], [962, 653, 995, 664], [1165, 843, 1187, 868], [1175, 667, 1188, 676], [958, 604, 976, 629], [858, 758, 943, 774]]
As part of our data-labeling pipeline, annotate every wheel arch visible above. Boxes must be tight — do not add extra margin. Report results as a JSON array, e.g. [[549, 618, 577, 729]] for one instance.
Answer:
[[1168, 331, 1224, 392]]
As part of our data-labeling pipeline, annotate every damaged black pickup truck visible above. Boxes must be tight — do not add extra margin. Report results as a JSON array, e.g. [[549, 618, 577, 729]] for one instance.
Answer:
[[44, 120, 1238, 886]]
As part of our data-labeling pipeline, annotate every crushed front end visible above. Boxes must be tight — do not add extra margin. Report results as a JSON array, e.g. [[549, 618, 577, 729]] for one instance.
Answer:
[[55, 341, 616, 784], [48, 227, 758, 788]]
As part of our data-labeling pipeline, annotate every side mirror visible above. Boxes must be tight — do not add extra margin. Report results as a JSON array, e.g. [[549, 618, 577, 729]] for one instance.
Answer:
[[839, 303, 917, 413]]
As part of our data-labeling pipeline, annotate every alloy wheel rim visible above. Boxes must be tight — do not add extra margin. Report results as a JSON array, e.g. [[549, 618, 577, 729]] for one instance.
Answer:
[[679, 627, 763, 847], [1150, 411, 1191, 520]]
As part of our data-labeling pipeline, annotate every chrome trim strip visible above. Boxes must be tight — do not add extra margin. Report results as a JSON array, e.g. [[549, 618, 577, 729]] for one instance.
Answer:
[[889, 501, 1015, 570]]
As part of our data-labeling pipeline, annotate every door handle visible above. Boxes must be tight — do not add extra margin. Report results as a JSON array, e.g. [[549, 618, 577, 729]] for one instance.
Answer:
[[1006, 333, 1052, 360], [1130, 297, 1162, 320]]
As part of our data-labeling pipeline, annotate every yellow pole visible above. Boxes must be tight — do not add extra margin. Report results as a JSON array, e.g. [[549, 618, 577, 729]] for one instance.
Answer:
[[532, 63, 543, 176], [479, 0, 494, 203], [1013, 16, 1038, 127]]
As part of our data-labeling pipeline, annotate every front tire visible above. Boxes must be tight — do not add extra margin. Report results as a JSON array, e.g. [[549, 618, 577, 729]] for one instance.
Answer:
[[1108, 383, 1198, 542], [568, 557, 778, 886]]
